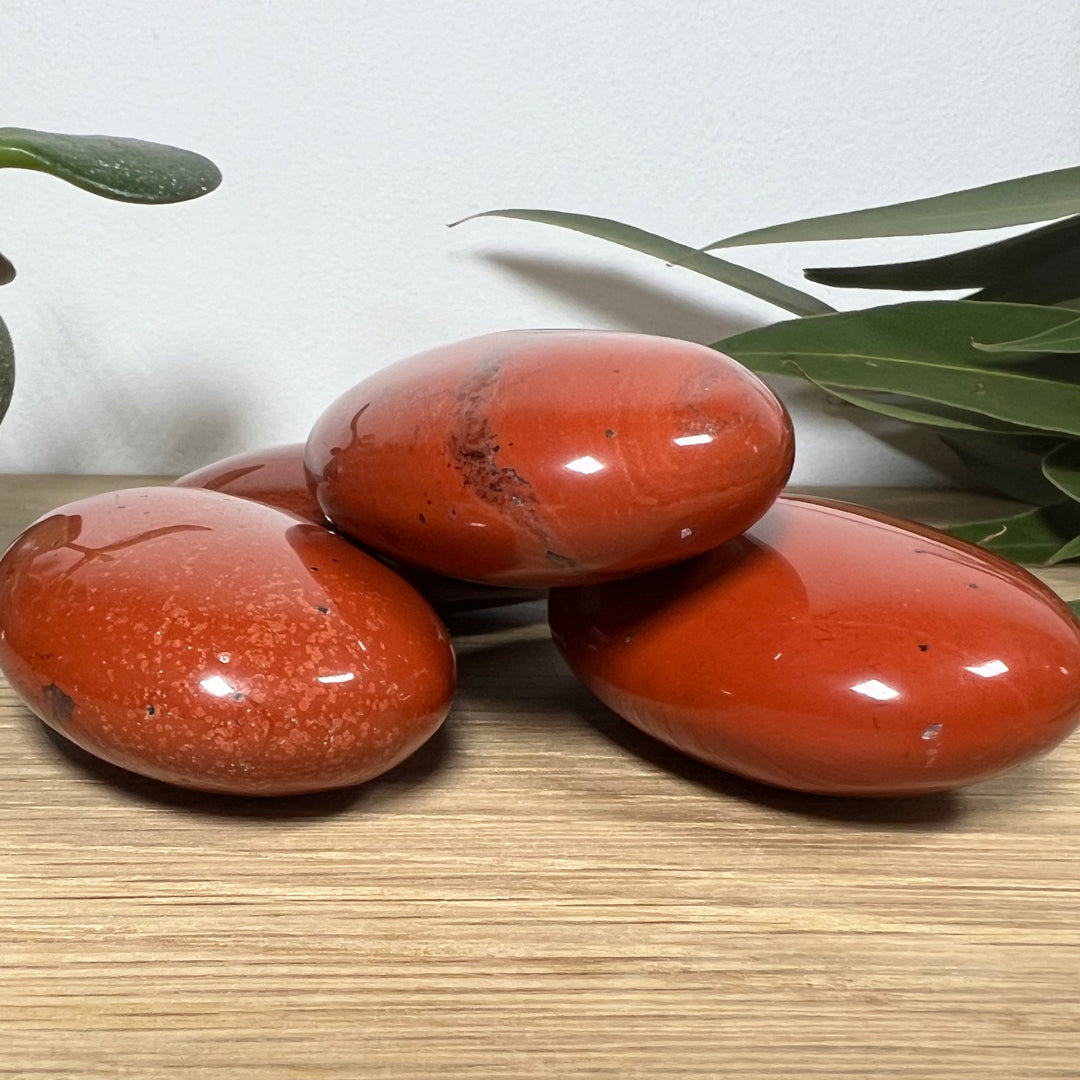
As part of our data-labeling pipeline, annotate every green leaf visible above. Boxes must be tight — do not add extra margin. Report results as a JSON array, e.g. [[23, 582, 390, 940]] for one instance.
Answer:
[[715, 301, 1080, 436], [940, 431, 1065, 505], [452, 208, 834, 317], [968, 248, 1080, 305], [1068, 599, 1080, 619], [804, 215, 1080, 301], [974, 313, 1080, 353], [0, 314, 13, 425], [947, 502, 1080, 564], [784, 366, 1041, 433], [0, 127, 221, 204], [705, 166, 1080, 249], [1048, 533, 1080, 565], [1041, 440, 1080, 504], [0, 250, 13, 286]]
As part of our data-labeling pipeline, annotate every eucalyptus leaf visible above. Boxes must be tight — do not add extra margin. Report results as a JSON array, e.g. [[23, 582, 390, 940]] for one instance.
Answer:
[[804, 215, 1080, 299], [0, 250, 13, 286], [0, 315, 13, 425], [947, 502, 1080, 564], [940, 431, 1066, 505], [974, 313, 1080, 354], [0, 127, 221, 204], [715, 301, 1080, 436], [453, 208, 834, 317], [705, 166, 1080, 249]]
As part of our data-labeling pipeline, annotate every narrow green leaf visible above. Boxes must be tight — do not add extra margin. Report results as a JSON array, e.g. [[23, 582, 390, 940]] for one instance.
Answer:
[[947, 502, 1080, 564], [784, 366, 1040, 433], [452, 208, 835, 317], [967, 245, 1080, 305], [974, 313, 1080, 354], [940, 431, 1065, 505], [718, 299, 1080, 370], [705, 166, 1080, 249], [716, 301, 1080, 436], [817, 392, 982, 430], [0, 314, 13, 425], [791, 356, 1080, 435], [1068, 598, 1080, 619], [1041, 440, 1080, 504], [804, 215, 1080, 296], [0, 127, 221, 204], [1048, 533, 1080, 565], [0, 250, 13, 286]]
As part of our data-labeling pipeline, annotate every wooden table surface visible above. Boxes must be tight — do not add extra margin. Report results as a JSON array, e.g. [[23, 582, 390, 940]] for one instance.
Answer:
[[1, 476, 1078, 1080]]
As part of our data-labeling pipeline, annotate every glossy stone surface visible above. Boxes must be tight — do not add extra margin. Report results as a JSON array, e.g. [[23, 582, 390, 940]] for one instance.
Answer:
[[549, 496, 1080, 796], [174, 443, 328, 525], [305, 330, 794, 587], [176, 443, 543, 612], [0, 487, 456, 795]]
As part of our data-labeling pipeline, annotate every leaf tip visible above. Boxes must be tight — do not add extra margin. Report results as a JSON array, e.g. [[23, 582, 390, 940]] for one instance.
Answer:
[[447, 209, 503, 229]]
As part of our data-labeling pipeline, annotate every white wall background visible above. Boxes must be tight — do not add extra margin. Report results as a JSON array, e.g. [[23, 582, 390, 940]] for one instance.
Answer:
[[0, 0, 1077, 482]]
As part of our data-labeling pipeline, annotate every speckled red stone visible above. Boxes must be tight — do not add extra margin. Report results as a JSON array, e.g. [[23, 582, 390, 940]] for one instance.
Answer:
[[549, 496, 1080, 796], [175, 443, 544, 612], [305, 330, 794, 587], [0, 486, 456, 795]]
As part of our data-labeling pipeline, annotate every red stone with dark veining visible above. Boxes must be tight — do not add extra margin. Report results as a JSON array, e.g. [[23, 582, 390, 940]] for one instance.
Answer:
[[0, 486, 456, 795], [305, 330, 794, 587], [549, 496, 1080, 796], [176, 443, 544, 612]]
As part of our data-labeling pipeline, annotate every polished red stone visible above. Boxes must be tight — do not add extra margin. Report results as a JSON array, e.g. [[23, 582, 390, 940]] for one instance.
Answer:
[[0, 486, 456, 795], [305, 330, 794, 587], [176, 443, 543, 612], [174, 443, 328, 525], [549, 496, 1080, 796]]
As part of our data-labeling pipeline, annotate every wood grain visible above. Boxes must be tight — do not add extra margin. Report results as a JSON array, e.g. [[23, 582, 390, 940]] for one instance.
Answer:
[[1, 477, 1078, 1080]]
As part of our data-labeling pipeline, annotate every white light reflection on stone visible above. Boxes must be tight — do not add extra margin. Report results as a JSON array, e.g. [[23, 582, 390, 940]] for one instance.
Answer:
[[200, 674, 236, 698], [965, 659, 1009, 679], [850, 679, 901, 702], [565, 455, 605, 475]]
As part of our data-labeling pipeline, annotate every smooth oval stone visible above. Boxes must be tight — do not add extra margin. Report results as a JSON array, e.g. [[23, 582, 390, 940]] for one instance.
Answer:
[[305, 330, 794, 587], [548, 496, 1080, 796], [174, 443, 328, 525], [0, 486, 456, 795], [176, 443, 544, 612]]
